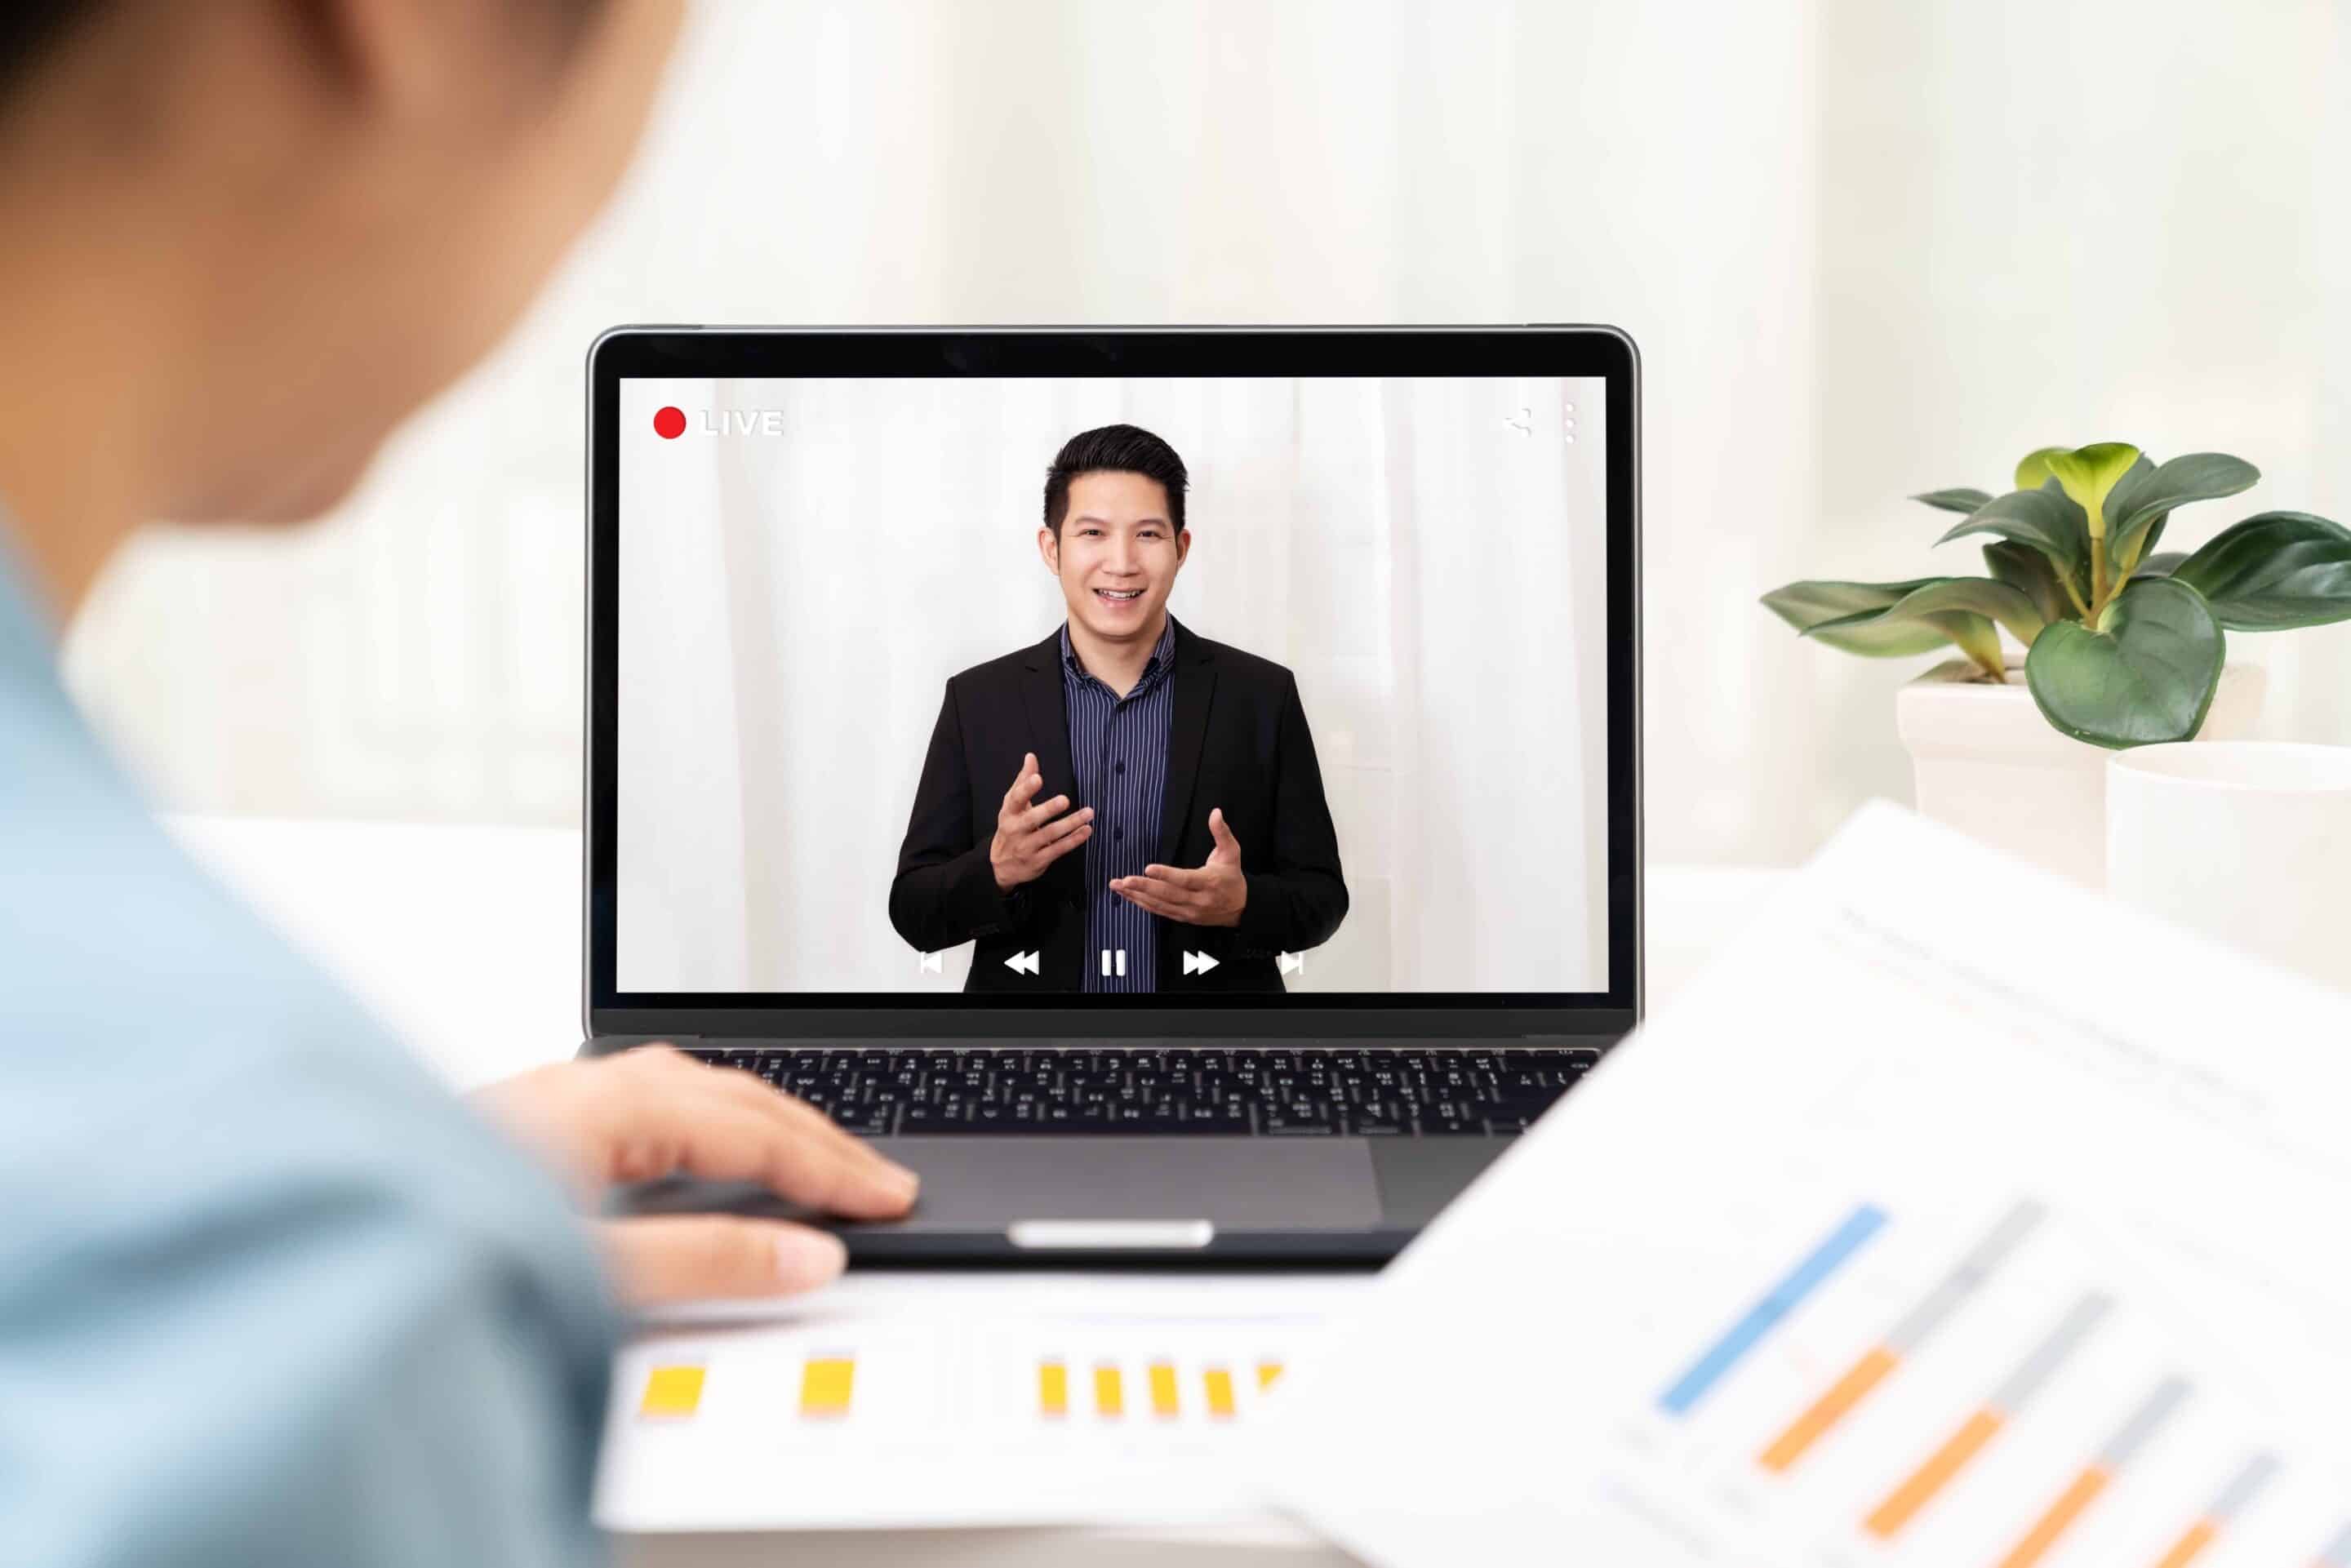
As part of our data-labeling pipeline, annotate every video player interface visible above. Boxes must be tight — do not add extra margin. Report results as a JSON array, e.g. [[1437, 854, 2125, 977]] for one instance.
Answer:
[[616, 375, 1609, 997]]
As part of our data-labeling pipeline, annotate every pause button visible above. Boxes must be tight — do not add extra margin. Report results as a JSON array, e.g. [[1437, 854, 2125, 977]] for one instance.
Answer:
[[1099, 948, 1128, 979]]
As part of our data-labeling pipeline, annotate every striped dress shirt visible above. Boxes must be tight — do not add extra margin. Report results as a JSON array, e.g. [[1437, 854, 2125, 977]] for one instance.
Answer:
[[1061, 617, 1177, 993]]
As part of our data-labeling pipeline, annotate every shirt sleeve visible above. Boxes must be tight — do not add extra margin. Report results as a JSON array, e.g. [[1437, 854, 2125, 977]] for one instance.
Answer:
[[0, 1046, 616, 1568]]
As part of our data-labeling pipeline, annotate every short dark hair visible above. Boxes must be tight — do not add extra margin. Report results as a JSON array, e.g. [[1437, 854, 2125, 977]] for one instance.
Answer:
[[1043, 424, 1189, 538], [1, 1, 606, 111]]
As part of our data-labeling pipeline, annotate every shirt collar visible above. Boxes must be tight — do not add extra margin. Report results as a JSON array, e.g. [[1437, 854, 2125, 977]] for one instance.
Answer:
[[1060, 615, 1177, 686]]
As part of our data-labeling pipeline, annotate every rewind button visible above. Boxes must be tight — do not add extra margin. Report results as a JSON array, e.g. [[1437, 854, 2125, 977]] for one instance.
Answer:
[[1003, 951, 1041, 976]]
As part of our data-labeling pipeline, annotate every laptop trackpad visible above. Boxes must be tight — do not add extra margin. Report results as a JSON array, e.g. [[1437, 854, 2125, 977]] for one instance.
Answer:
[[611, 1137, 1383, 1232]]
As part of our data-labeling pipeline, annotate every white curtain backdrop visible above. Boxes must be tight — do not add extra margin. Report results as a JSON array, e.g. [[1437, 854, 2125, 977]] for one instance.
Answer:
[[60, 0, 2349, 873], [614, 375, 1610, 993]]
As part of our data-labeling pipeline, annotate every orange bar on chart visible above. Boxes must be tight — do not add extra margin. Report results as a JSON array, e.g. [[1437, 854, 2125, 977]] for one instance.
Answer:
[[1149, 1362, 1180, 1419], [638, 1365, 705, 1419], [1256, 1361, 1285, 1391], [1038, 1361, 1069, 1419], [2150, 1519, 2218, 1568], [1203, 1368, 1238, 1419], [797, 1356, 855, 1419], [1866, 1409, 2004, 1538], [1998, 1466, 2111, 1568], [1760, 1346, 1900, 1472], [1094, 1364, 1125, 1418]]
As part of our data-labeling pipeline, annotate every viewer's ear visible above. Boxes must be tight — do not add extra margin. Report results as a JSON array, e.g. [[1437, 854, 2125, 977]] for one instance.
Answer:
[[1038, 526, 1061, 575], [1175, 528, 1190, 568]]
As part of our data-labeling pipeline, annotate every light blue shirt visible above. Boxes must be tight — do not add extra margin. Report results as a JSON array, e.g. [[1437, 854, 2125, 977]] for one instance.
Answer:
[[0, 523, 617, 1566]]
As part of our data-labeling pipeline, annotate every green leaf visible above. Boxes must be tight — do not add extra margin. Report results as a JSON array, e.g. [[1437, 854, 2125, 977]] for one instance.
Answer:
[[1913, 487, 1994, 514], [1762, 578, 1956, 656], [2040, 442, 2143, 540], [1871, 576, 2047, 650], [1807, 602, 2003, 673], [2133, 551, 2189, 579], [2170, 511, 2351, 630], [1984, 540, 2074, 624], [2015, 446, 2067, 491], [1936, 483, 2089, 580], [2104, 452, 2260, 571], [2024, 577, 2224, 748]]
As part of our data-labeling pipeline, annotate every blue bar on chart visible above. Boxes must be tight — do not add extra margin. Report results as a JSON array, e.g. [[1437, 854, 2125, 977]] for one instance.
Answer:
[[1658, 1202, 1888, 1416]]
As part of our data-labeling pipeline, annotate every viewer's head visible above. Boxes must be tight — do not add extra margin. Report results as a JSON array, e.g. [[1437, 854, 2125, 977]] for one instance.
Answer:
[[1038, 424, 1192, 646], [0, 0, 682, 547]]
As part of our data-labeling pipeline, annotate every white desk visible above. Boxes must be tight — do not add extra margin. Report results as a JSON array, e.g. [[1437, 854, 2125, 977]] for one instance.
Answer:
[[166, 815, 1781, 1566]]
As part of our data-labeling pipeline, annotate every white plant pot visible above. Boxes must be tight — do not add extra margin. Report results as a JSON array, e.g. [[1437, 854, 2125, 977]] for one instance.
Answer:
[[1895, 658, 2265, 888]]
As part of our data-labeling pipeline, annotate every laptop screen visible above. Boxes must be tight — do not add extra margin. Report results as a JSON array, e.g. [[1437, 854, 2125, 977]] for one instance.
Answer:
[[606, 350, 1627, 1014]]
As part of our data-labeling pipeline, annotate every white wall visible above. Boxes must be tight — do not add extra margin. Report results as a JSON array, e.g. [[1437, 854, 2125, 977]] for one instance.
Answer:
[[64, 0, 2350, 871]]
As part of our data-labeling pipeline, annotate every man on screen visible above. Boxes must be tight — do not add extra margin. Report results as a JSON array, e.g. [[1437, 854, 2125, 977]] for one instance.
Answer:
[[891, 424, 1348, 993]]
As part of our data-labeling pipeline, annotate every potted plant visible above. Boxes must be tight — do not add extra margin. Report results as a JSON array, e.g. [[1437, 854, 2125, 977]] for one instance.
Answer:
[[1764, 442, 2351, 885]]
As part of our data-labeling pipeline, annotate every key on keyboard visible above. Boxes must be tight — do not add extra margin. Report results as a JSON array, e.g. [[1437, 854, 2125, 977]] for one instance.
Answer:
[[677, 1045, 1601, 1137]]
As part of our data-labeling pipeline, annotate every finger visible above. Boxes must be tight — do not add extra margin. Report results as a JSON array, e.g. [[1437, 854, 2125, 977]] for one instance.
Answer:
[[600, 1216, 847, 1306], [1209, 807, 1241, 856], [686, 1055, 914, 1182], [1031, 805, 1094, 843], [1002, 754, 1042, 811], [606, 1055, 918, 1219], [1016, 794, 1077, 833], [1034, 822, 1092, 864], [1140, 863, 1209, 889], [1113, 882, 1190, 920]]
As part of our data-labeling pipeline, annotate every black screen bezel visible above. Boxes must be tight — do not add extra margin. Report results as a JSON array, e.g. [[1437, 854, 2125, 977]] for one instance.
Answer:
[[586, 326, 1641, 1040]]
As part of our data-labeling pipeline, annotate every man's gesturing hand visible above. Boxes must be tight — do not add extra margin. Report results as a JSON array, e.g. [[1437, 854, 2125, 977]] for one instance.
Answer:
[[990, 750, 1094, 892], [473, 1047, 919, 1306], [1110, 806, 1248, 928]]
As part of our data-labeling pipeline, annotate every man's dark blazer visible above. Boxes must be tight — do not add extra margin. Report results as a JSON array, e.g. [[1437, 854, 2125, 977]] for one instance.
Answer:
[[890, 620, 1348, 993]]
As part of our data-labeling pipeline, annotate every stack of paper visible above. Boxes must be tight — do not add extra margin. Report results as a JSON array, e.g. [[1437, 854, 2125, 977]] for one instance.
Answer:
[[594, 1272, 1367, 1531], [1259, 802, 2351, 1565]]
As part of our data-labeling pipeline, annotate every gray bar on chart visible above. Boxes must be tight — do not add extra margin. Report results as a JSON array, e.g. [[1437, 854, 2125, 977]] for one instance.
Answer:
[[1884, 1199, 2047, 1354], [1989, 1292, 2111, 1414], [2204, 1452, 2278, 1524], [2320, 1520, 2351, 1568], [2095, 1376, 2189, 1469]]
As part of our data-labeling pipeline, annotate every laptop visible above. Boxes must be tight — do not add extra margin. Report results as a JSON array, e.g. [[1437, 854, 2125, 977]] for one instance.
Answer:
[[585, 326, 1641, 1264]]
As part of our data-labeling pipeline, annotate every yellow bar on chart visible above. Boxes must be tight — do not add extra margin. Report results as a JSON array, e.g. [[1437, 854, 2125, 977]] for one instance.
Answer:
[[1256, 1361, 1285, 1391], [1094, 1364, 1125, 1418], [2150, 1519, 2218, 1568], [1203, 1368, 1238, 1419], [1761, 1345, 1899, 1472], [1866, 1408, 2004, 1538], [1998, 1466, 2112, 1568], [1149, 1362, 1180, 1419], [638, 1365, 705, 1419], [1038, 1361, 1069, 1419], [797, 1356, 855, 1419]]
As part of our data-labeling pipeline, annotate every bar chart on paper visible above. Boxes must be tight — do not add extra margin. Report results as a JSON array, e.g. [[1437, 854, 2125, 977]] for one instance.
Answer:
[[1614, 1193, 2351, 1566], [594, 1275, 1359, 1530]]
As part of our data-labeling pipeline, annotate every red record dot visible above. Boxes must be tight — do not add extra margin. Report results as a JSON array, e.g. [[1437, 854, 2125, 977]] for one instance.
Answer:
[[652, 406, 687, 439]]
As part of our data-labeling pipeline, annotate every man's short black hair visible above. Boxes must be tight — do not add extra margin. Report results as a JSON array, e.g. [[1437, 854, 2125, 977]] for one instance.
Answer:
[[1043, 424, 1189, 538]]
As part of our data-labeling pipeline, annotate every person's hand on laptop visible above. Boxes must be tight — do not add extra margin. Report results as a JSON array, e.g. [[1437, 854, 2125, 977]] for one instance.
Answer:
[[1110, 806, 1248, 927], [473, 1046, 919, 1305], [991, 750, 1094, 891]]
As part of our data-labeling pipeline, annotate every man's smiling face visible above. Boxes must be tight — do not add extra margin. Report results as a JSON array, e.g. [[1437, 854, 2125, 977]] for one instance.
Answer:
[[1042, 470, 1190, 645]]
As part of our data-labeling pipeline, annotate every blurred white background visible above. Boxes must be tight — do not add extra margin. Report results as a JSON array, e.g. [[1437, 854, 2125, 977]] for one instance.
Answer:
[[64, 0, 2350, 868]]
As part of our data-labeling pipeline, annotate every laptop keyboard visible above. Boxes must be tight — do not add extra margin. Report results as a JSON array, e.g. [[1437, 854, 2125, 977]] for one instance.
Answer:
[[680, 1045, 1601, 1137]]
